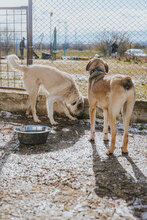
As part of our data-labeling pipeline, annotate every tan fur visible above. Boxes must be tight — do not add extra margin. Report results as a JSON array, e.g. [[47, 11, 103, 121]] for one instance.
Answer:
[[7, 55, 84, 125], [86, 58, 136, 154]]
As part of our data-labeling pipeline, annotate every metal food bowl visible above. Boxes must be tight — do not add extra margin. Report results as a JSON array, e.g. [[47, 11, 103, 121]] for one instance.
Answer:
[[15, 125, 50, 145]]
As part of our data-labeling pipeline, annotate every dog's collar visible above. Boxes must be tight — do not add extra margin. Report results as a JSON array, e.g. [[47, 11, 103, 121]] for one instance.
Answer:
[[90, 69, 103, 75]]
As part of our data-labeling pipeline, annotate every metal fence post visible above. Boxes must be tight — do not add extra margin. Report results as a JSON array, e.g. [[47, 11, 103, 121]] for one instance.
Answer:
[[27, 0, 33, 65]]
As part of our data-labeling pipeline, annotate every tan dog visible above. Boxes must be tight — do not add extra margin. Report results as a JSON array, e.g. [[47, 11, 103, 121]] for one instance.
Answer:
[[86, 58, 136, 155], [7, 55, 84, 125]]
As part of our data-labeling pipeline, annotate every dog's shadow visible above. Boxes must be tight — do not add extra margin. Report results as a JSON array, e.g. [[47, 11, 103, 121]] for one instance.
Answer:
[[91, 141, 147, 218]]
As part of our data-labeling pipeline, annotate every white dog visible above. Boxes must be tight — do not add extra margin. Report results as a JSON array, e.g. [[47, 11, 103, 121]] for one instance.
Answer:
[[7, 55, 84, 125]]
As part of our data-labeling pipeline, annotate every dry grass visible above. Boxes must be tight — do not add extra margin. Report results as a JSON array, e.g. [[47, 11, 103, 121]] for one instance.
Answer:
[[0, 57, 147, 100], [34, 58, 147, 100]]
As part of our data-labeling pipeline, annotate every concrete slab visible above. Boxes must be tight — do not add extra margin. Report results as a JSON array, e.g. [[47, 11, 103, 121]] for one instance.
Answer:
[[0, 89, 147, 122]]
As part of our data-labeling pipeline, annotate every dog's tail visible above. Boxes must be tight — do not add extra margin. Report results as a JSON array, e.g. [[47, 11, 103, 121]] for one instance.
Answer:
[[7, 54, 27, 72], [121, 77, 134, 90]]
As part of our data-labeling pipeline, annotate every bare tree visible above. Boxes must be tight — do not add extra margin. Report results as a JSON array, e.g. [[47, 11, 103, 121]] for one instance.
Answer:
[[93, 31, 130, 57], [0, 27, 14, 56]]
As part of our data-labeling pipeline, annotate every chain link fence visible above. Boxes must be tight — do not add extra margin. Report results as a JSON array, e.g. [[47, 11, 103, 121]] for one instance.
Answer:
[[0, 0, 147, 99], [32, 0, 147, 99]]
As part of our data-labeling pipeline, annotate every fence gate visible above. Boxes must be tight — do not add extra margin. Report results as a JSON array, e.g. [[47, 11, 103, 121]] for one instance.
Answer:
[[0, 5, 32, 90]]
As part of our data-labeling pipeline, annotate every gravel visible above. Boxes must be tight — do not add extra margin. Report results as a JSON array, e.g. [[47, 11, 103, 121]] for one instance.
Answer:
[[0, 113, 147, 220]]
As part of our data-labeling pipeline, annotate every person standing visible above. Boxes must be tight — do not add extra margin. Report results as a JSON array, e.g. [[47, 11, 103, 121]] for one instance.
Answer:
[[19, 37, 25, 59], [111, 40, 118, 58]]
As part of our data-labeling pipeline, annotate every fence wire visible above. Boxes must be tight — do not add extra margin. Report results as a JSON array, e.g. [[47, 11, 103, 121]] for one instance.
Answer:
[[0, 7, 28, 89], [0, 0, 147, 100], [32, 0, 147, 99]]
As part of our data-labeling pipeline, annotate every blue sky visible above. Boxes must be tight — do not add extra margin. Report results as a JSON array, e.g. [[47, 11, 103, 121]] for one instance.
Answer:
[[0, 0, 147, 44], [33, 0, 147, 44]]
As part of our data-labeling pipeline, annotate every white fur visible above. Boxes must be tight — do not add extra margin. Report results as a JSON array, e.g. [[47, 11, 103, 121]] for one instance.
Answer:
[[7, 55, 84, 125]]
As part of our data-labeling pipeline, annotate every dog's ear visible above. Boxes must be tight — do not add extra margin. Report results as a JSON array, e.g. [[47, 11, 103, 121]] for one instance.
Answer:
[[104, 63, 109, 73], [86, 61, 91, 71]]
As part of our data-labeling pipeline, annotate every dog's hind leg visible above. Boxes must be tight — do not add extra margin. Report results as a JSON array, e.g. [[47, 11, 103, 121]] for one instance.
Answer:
[[89, 104, 96, 141], [46, 97, 58, 125], [106, 111, 116, 155], [106, 93, 124, 155], [103, 109, 109, 141], [121, 101, 134, 153]]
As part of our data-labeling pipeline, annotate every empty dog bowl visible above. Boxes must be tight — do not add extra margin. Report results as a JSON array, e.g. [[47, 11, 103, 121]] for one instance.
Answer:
[[14, 125, 50, 145]]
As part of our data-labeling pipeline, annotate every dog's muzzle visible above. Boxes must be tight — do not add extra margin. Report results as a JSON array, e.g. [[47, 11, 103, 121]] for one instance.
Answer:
[[75, 103, 84, 117], [76, 112, 84, 119]]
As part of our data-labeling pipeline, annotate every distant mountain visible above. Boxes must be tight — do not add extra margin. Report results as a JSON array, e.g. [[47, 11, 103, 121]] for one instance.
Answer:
[[33, 29, 147, 46], [136, 41, 147, 46]]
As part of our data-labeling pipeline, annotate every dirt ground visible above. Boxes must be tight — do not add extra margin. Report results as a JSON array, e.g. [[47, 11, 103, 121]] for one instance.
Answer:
[[0, 113, 147, 220]]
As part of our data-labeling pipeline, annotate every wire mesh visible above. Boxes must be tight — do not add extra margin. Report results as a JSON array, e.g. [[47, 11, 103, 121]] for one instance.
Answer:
[[32, 0, 147, 99], [0, 7, 28, 89], [0, 0, 147, 100]]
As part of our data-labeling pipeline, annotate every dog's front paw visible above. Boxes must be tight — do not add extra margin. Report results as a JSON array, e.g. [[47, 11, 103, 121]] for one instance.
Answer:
[[88, 137, 95, 142], [26, 114, 32, 119], [106, 148, 115, 155], [88, 134, 95, 142], [121, 146, 128, 154], [34, 118, 41, 123], [67, 115, 77, 121], [70, 116, 77, 121], [51, 121, 58, 126], [89, 131, 95, 142]]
